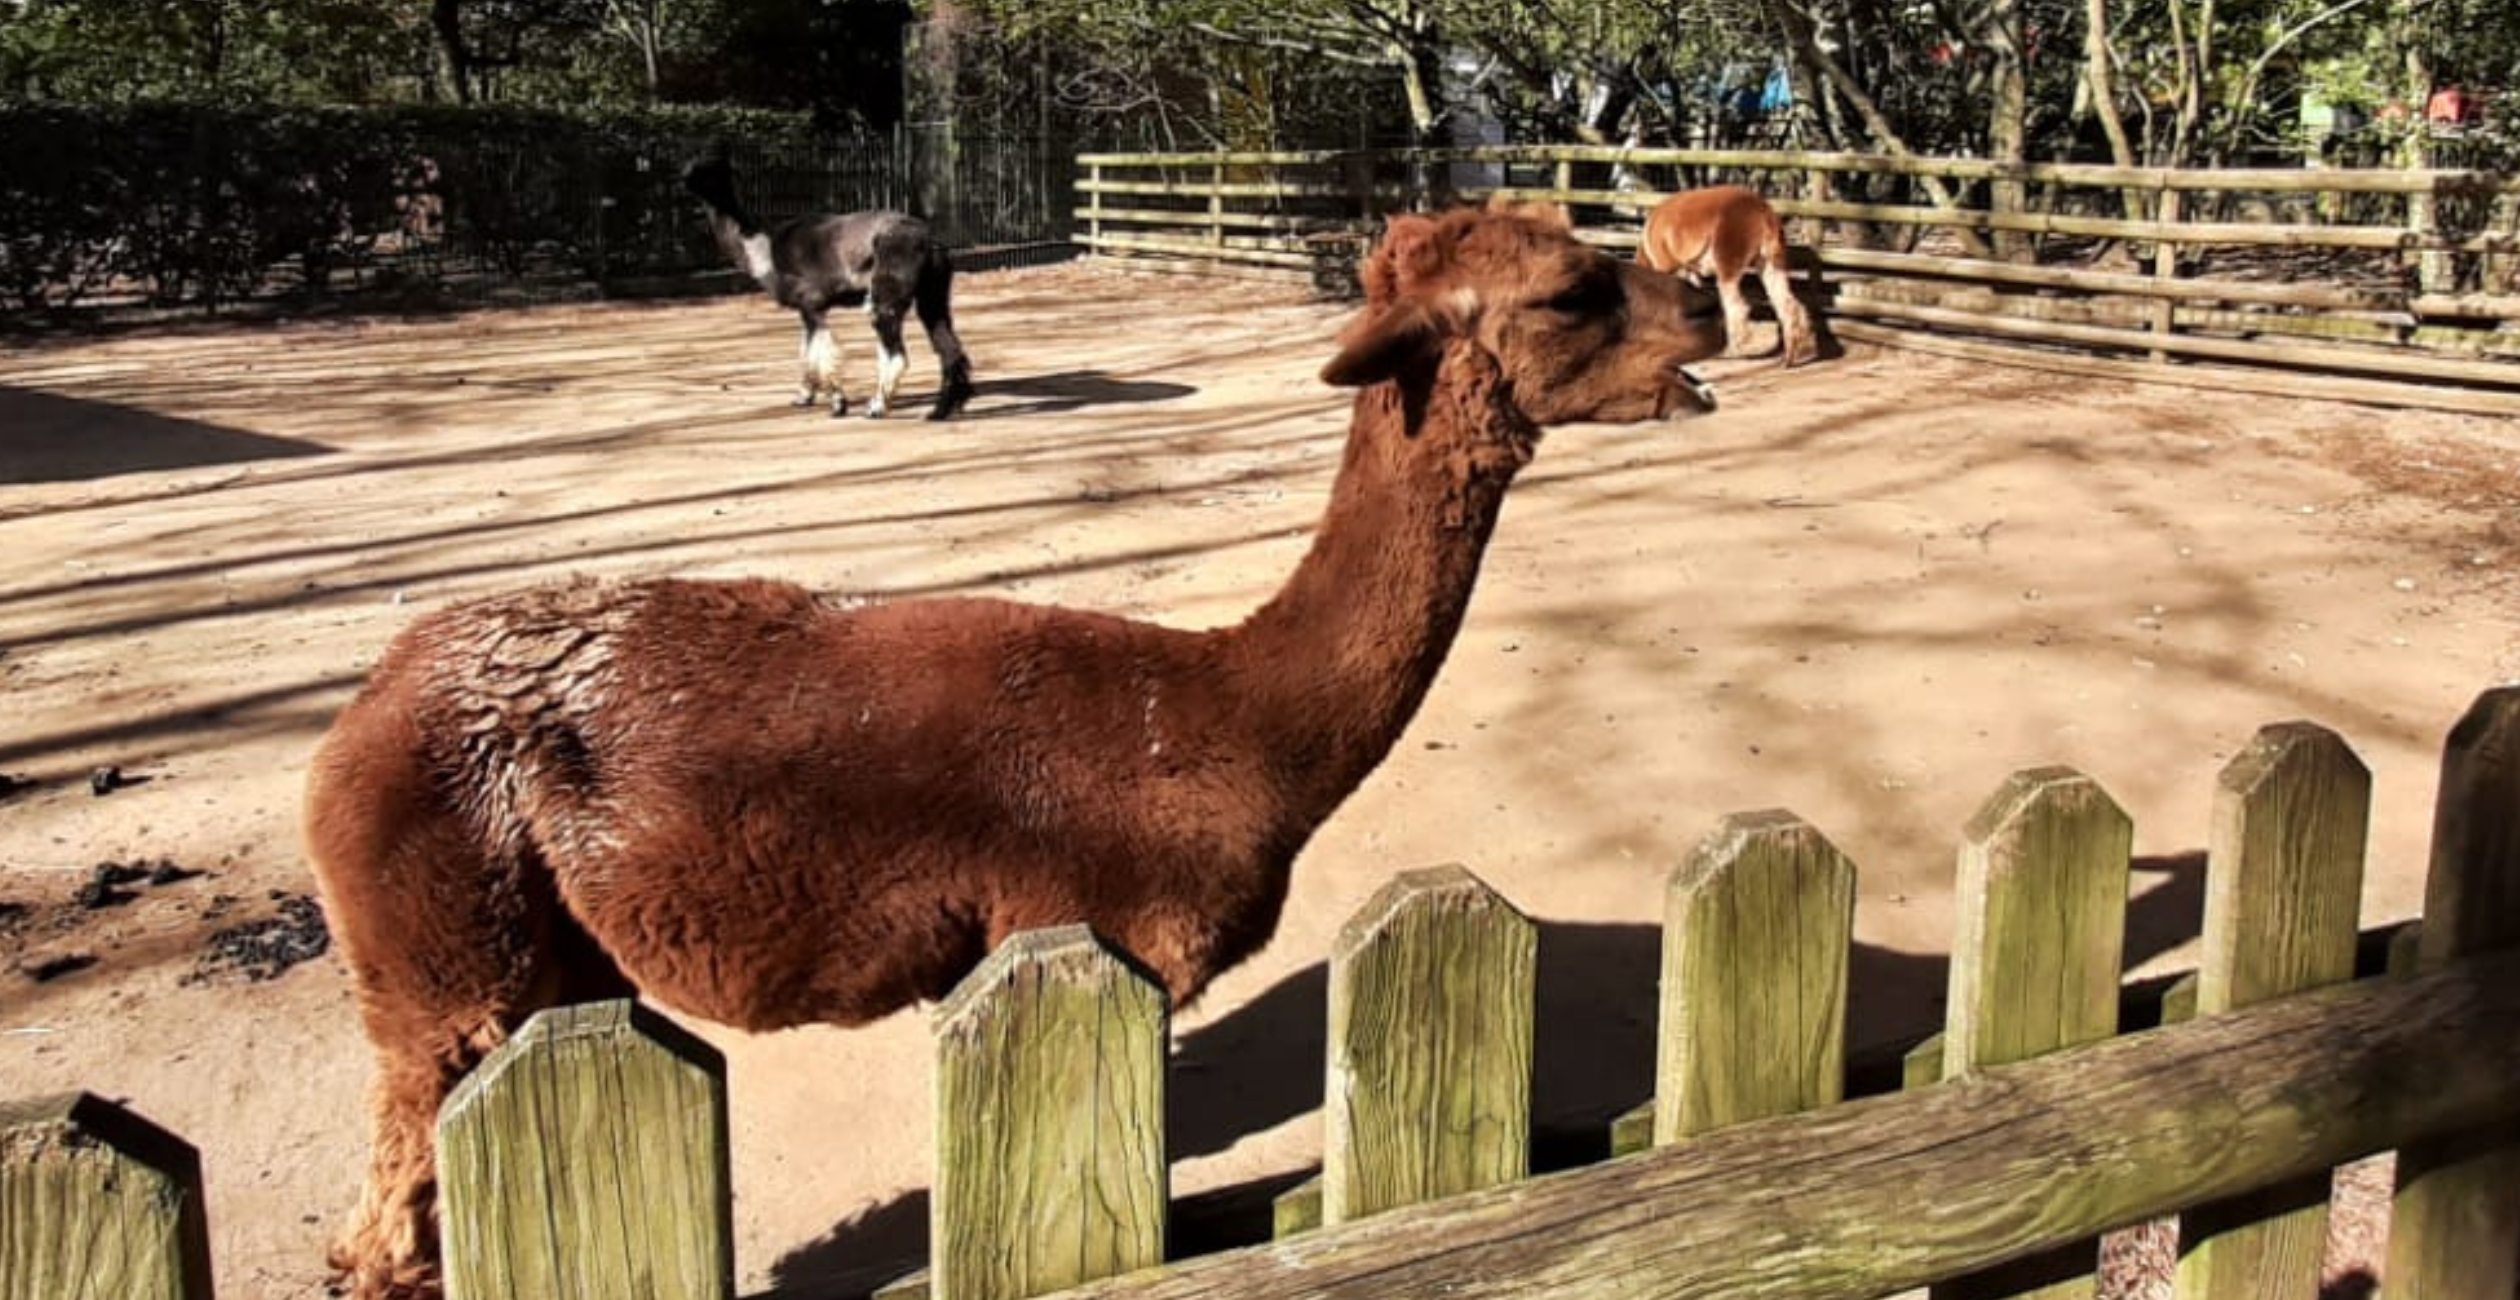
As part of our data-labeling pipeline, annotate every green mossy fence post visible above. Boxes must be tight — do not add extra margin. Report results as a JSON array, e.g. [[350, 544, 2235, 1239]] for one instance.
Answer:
[[436, 999, 732, 1300], [1652, 810, 1855, 1146], [1931, 768, 2132, 1300], [2387, 686, 2520, 1300], [933, 925, 1167, 1300], [0, 1093, 210, 1300], [1320, 866, 1537, 1225], [2174, 722, 2370, 1299]]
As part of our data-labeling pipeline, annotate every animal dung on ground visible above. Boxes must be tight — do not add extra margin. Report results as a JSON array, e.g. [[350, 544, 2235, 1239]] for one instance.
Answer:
[[185, 892, 331, 986]]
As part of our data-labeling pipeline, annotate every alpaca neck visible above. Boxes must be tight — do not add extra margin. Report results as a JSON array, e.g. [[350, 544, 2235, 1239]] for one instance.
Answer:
[[1225, 379, 1521, 826], [699, 192, 778, 289]]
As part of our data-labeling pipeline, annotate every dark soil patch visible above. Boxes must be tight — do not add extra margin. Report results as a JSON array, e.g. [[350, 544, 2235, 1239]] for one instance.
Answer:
[[19, 950, 97, 982], [186, 892, 330, 985]]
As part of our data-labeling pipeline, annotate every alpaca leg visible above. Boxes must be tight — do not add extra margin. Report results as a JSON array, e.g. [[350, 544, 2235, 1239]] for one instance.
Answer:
[[801, 314, 848, 417], [793, 316, 821, 408], [1717, 276, 1757, 358], [919, 313, 975, 422], [913, 249, 975, 421], [1756, 259, 1818, 366], [309, 741, 630, 1298], [866, 307, 911, 419]]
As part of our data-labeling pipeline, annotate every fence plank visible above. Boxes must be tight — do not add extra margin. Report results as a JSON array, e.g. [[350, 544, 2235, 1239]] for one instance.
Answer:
[[1935, 769, 2132, 1300], [0, 1093, 210, 1300], [1655, 810, 1855, 1145], [436, 1000, 731, 1300], [1022, 947, 2520, 1300], [2174, 723, 2370, 1300], [1318, 865, 1536, 1225], [2389, 687, 2520, 1300], [933, 925, 1167, 1300]]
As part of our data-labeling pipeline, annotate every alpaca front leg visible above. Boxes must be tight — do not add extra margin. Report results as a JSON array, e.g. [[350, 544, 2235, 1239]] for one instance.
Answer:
[[867, 309, 911, 419]]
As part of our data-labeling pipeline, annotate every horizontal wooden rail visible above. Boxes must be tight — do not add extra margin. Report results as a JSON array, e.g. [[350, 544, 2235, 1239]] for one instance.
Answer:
[[1831, 320, 2520, 418], [1817, 246, 2412, 313], [1072, 207, 1359, 233], [1073, 232, 1321, 269], [1832, 294, 2520, 387], [1076, 148, 2509, 196], [1028, 950, 2520, 1300]]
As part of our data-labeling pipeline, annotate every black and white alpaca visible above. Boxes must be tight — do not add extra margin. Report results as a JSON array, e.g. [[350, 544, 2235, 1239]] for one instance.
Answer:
[[683, 156, 976, 421]]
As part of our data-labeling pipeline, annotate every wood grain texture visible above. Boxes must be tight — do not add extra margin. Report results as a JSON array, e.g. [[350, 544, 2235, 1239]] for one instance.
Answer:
[[1322, 866, 1535, 1225], [1654, 810, 1854, 1145], [933, 926, 1167, 1300], [2175, 722, 2369, 1300], [1936, 768, 2131, 1300], [1020, 948, 2520, 1300], [436, 1000, 731, 1300], [0, 1092, 210, 1300], [2389, 688, 2520, 1300]]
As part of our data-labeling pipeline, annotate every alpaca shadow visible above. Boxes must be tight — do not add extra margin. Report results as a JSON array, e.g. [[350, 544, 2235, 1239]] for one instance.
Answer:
[[958, 371, 1198, 421], [0, 386, 333, 485], [762, 853, 2207, 1297]]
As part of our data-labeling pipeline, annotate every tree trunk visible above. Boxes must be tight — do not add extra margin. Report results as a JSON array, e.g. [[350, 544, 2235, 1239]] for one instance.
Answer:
[[431, 0, 474, 104], [1986, 0, 2031, 260]]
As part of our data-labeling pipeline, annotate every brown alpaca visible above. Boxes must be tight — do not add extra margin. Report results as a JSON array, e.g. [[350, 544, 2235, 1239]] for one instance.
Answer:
[[304, 200, 1722, 1300], [1639, 184, 1820, 367]]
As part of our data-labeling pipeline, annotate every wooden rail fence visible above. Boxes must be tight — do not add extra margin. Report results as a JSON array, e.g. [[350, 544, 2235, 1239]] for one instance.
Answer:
[[1071, 146, 2520, 417], [7, 687, 2520, 1299]]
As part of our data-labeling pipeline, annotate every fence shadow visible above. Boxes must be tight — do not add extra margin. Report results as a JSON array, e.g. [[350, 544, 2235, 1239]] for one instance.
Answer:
[[0, 386, 334, 485], [762, 851, 2205, 1297]]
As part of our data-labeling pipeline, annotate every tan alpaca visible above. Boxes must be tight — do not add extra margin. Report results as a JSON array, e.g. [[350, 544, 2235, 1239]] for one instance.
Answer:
[[1640, 185, 1821, 367], [305, 200, 1722, 1300]]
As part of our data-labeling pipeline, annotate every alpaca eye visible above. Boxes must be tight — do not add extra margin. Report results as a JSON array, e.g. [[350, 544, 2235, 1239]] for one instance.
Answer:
[[1545, 278, 1610, 314]]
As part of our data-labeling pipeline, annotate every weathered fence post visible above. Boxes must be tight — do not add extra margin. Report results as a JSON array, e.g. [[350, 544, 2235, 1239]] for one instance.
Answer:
[[1319, 865, 1536, 1225], [1087, 160, 1104, 254], [436, 1000, 732, 1300], [1208, 156, 1226, 256], [2388, 686, 2520, 1300], [1653, 810, 1855, 1145], [2174, 722, 2370, 1299], [2150, 185, 2181, 361], [2409, 176, 2451, 296], [0, 1093, 210, 1300], [1932, 768, 2132, 1300], [933, 925, 1167, 1300]]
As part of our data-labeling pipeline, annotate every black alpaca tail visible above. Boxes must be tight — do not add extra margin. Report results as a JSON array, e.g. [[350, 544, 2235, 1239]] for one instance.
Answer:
[[916, 242, 975, 421]]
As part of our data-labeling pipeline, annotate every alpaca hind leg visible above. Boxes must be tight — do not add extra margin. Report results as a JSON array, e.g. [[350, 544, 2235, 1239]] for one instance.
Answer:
[[1756, 259, 1817, 366], [866, 307, 911, 418], [802, 316, 849, 417], [312, 791, 628, 1298], [793, 316, 821, 408], [1717, 275, 1757, 358], [914, 248, 975, 420]]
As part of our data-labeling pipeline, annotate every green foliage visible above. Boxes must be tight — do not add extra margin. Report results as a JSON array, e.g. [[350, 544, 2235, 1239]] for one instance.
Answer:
[[0, 102, 821, 314]]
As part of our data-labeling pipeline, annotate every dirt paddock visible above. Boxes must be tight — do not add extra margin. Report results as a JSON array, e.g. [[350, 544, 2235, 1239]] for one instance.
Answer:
[[3, 260, 2516, 1299]]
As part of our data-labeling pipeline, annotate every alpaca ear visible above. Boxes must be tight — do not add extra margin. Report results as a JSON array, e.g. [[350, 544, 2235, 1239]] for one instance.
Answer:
[[1320, 301, 1446, 387], [1361, 213, 1442, 303]]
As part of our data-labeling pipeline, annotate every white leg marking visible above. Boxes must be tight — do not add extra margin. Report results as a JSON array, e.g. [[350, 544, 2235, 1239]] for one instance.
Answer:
[[869, 345, 908, 418]]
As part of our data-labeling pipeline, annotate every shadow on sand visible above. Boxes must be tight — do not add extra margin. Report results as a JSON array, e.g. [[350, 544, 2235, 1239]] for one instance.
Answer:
[[1, 386, 334, 486]]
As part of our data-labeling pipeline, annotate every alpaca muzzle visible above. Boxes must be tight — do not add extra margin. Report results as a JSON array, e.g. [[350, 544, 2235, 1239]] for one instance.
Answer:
[[1672, 366, 1718, 416]]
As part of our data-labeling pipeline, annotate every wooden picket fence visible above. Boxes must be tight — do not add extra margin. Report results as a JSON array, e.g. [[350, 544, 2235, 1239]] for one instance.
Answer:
[[8, 687, 2520, 1300], [1071, 145, 2520, 417]]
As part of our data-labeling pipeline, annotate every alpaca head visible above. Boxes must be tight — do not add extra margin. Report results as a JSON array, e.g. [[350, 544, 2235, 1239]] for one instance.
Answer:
[[680, 154, 740, 212], [1322, 200, 1724, 425]]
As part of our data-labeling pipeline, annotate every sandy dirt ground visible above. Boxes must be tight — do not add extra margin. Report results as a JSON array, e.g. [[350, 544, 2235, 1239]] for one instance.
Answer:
[[3, 260, 2517, 1299]]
